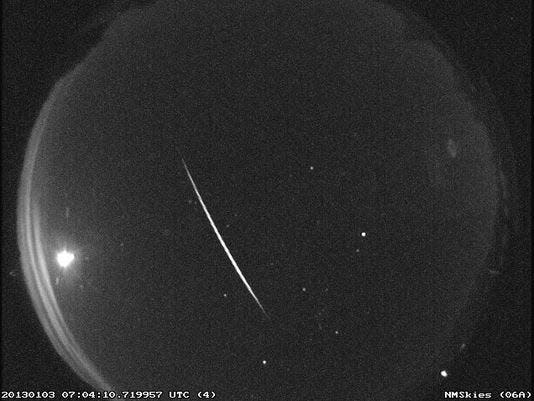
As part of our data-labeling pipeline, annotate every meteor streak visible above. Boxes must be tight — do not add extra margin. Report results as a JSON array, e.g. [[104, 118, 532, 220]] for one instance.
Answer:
[[181, 159, 269, 318]]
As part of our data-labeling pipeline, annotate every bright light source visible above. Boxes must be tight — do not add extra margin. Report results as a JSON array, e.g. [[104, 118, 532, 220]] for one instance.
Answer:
[[440, 370, 448, 378], [56, 249, 75, 268]]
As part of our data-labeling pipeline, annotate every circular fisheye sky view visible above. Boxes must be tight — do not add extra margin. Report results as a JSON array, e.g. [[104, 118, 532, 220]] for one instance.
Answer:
[[4, 0, 530, 400]]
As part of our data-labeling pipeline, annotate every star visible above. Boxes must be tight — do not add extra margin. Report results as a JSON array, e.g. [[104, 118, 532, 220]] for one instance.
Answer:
[[56, 249, 75, 268]]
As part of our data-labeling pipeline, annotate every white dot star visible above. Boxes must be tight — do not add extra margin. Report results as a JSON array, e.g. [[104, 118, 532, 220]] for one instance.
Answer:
[[440, 370, 448, 378], [360, 231, 367, 237], [262, 360, 267, 365], [56, 249, 75, 268]]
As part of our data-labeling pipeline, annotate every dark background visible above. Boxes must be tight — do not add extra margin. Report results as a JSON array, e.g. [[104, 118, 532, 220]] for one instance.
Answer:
[[2, 0, 531, 398]]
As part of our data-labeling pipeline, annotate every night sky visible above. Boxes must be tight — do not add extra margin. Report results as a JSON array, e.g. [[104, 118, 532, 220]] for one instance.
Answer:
[[2, 1, 531, 400]]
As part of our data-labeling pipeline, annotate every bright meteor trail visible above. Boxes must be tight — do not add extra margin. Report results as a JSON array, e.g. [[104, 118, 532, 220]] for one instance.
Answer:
[[181, 159, 269, 318]]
